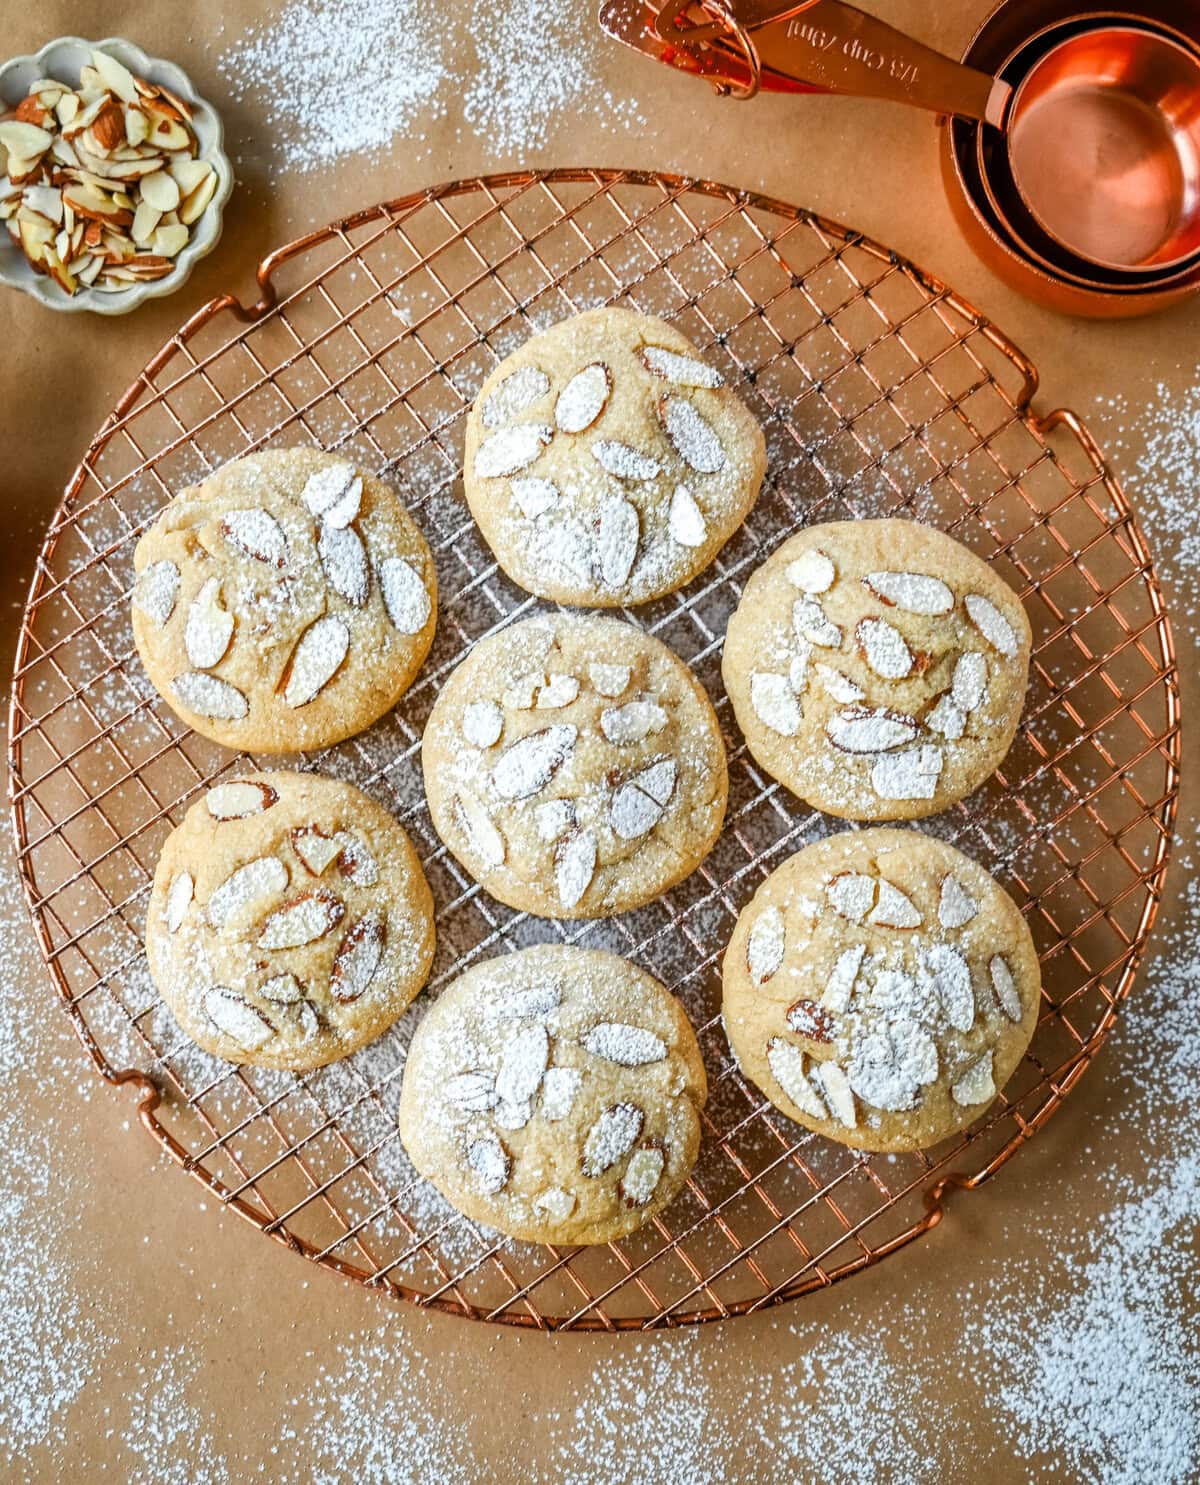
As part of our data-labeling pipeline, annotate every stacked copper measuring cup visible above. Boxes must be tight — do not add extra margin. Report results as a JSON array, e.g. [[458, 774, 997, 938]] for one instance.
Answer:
[[600, 0, 1200, 316]]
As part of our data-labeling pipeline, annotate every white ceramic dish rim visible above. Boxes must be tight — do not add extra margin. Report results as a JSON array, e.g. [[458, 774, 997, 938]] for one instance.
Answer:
[[0, 35, 234, 316]]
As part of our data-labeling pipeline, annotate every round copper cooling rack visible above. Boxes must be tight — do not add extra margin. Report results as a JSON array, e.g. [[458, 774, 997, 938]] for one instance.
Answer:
[[7, 169, 1181, 1331]]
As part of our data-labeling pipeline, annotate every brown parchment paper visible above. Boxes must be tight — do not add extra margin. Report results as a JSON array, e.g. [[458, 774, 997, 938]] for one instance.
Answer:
[[0, 2, 1194, 1480]]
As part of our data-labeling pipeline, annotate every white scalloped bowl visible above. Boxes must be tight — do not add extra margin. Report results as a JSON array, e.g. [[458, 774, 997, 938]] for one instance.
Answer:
[[0, 36, 234, 315]]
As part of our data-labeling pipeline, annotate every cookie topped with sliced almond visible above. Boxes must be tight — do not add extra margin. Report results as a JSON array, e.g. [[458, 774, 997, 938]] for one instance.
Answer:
[[722, 828, 1040, 1152], [722, 518, 1032, 821], [421, 613, 727, 918], [462, 306, 766, 606], [131, 448, 437, 752], [145, 770, 435, 1071], [397, 944, 707, 1244]]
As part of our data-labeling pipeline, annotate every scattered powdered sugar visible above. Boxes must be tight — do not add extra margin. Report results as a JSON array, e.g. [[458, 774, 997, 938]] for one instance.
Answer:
[[218, 0, 647, 181]]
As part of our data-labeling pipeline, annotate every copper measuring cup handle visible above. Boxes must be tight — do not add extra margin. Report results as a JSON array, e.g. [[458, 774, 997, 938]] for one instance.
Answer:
[[659, 0, 1013, 125]]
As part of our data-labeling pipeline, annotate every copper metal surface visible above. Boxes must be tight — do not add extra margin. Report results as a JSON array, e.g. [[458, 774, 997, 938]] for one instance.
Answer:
[[7, 170, 1181, 1330], [946, 2, 1200, 316], [1006, 24, 1200, 272], [604, 2, 1200, 304]]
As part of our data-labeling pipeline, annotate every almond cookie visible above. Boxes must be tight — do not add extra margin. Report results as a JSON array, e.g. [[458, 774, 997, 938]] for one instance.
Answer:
[[462, 307, 766, 606], [132, 448, 437, 752], [146, 771, 436, 1071], [421, 613, 728, 918], [398, 945, 707, 1244], [722, 519, 1032, 820], [722, 828, 1040, 1152]]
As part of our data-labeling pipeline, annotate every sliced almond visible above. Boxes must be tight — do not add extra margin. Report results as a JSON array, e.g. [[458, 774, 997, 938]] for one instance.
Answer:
[[869, 880, 923, 930], [535, 798, 575, 843], [445, 1070, 499, 1113], [588, 662, 631, 697], [964, 593, 1020, 658], [856, 617, 915, 680], [291, 827, 343, 876], [330, 913, 386, 1002], [600, 699, 667, 745], [462, 699, 504, 748], [555, 362, 611, 433], [467, 1133, 511, 1194], [821, 944, 865, 1012], [938, 875, 978, 930], [640, 344, 722, 387], [815, 1062, 857, 1128], [258, 889, 345, 951], [927, 694, 966, 741], [260, 973, 305, 1005], [814, 664, 864, 704], [134, 559, 179, 624], [91, 49, 140, 105], [659, 396, 724, 473], [765, 1038, 827, 1120], [172, 672, 248, 720], [793, 597, 841, 649], [378, 556, 431, 633], [221, 508, 287, 566], [610, 758, 676, 839], [541, 1067, 582, 1121], [510, 476, 559, 520], [282, 616, 350, 707], [207, 779, 278, 819], [491, 724, 577, 800], [952, 651, 988, 711], [555, 829, 597, 909], [207, 856, 288, 931], [747, 905, 785, 986], [495, 1023, 550, 1114], [335, 832, 378, 887], [990, 954, 1022, 1022], [921, 945, 975, 1032], [827, 872, 877, 923], [0, 121, 54, 157], [503, 672, 542, 710], [536, 674, 580, 709], [165, 871, 193, 932], [184, 577, 234, 669], [785, 999, 835, 1043], [826, 706, 921, 754], [592, 440, 659, 481], [595, 495, 639, 588], [533, 1187, 578, 1220], [863, 570, 954, 615], [481, 366, 550, 429], [750, 671, 802, 737], [301, 461, 362, 528], [668, 484, 707, 547], [619, 1141, 667, 1207], [455, 791, 505, 868], [130, 198, 161, 245], [581, 1023, 666, 1067], [785, 549, 836, 595], [318, 524, 369, 606], [474, 422, 552, 477], [951, 1052, 996, 1108], [202, 988, 272, 1051], [178, 169, 218, 226], [871, 745, 943, 801], [581, 1102, 644, 1177]]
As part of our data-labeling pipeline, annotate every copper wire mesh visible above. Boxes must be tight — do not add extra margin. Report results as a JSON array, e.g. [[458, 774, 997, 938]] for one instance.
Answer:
[[7, 169, 1181, 1330]]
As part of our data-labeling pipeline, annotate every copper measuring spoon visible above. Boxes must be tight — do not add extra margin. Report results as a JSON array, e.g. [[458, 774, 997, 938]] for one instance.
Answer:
[[640, 1, 1200, 274]]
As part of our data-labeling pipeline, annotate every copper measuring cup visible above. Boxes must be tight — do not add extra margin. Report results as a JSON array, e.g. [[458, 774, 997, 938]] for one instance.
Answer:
[[974, 11, 1200, 288], [641, 1, 1200, 274]]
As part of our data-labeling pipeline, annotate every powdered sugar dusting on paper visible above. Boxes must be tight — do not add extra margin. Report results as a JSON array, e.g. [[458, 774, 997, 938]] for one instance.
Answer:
[[217, 0, 647, 179]]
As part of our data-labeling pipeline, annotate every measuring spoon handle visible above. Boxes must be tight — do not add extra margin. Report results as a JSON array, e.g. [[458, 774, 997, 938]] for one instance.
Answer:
[[749, 0, 1011, 125]]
